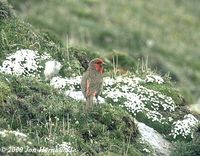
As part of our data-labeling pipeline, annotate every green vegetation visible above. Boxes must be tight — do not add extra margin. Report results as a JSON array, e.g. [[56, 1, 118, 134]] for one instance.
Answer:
[[8, 0, 200, 102], [0, 0, 13, 19], [170, 124, 200, 156], [143, 83, 185, 106], [0, 0, 199, 155], [0, 2, 151, 155], [0, 73, 152, 155], [0, 18, 100, 77], [0, 81, 11, 104]]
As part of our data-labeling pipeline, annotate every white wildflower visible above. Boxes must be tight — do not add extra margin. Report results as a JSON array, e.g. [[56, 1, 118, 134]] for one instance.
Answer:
[[145, 74, 164, 84], [132, 77, 144, 84], [0, 130, 7, 137], [124, 93, 145, 115], [143, 148, 151, 153], [0, 49, 39, 76], [0, 130, 28, 142], [65, 76, 82, 86], [104, 77, 115, 86], [12, 131, 27, 138], [41, 52, 51, 60], [58, 142, 75, 153], [50, 77, 67, 89], [146, 110, 163, 122], [50, 74, 176, 125], [168, 117, 173, 122], [102, 75, 175, 123], [0, 49, 52, 77], [170, 114, 199, 139], [66, 91, 85, 101], [94, 96, 105, 104], [146, 39, 154, 47], [75, 121, 79, 124]]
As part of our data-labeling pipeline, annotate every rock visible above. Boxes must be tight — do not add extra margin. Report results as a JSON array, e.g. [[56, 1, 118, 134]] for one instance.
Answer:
[[188, 98, 200, 114], [44, 60, 62, 80], [137, 121, 172, 156]]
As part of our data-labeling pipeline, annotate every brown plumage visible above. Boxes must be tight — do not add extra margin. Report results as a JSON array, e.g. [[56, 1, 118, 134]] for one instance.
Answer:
[[81, 58, 105, 111]]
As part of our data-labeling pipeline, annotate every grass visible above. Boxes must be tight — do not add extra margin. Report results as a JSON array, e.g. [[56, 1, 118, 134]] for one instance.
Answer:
[[142, 83, 186, 106], [170, 124, 200, 156], [0, 18, 63, 61], [0, 0, 13, 19], [0, 73, 151, 155], [0, 5, 153, 154], [0, 1, 199, 155], [0, 18, 105, 78]]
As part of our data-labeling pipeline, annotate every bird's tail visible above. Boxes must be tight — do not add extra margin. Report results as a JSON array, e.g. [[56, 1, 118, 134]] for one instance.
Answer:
[[86, 96, 94, 111]]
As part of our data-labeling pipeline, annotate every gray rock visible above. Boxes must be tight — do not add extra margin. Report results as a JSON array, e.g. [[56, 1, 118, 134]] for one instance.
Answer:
[[137, 121, 172, 156]]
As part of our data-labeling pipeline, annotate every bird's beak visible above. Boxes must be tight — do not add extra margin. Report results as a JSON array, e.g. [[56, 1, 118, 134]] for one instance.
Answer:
[[102, 61, 106, 65]]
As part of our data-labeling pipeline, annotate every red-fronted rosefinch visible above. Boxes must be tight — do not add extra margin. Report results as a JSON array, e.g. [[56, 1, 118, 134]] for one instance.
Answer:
[[81, 58, 105, 110]]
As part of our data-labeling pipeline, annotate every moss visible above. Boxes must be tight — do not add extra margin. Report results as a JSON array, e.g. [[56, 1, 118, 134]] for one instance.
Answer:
[[90, 105, 139, 142], [170, 141, 200, 156], [135, 112, 171, 135], [0, 18, 90, 77], [0, 80, 11, 104], [0, 19, 63, 60], [193, 124, 200, 143], [0, 73, 147, 155], [0, 132, 29, 148], [143, 83, 186, 106]]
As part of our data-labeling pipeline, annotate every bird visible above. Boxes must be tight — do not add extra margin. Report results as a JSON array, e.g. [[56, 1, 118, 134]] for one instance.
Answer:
[[81, 58, 105, 111]]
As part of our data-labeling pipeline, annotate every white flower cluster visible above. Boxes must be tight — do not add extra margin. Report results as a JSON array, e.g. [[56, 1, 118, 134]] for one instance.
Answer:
[[50, 76, 81, 90], [50, 76, 105, 103], [50, 76, 84, 101], [145, 74, 164, 84], [0, 129, 27, 138], [1, 50, 196, 140], [50, 77, 68, 89], [50, 75, 175, 123], [0, 49, 51, 77], [103, 76, 175, 123], [142, 148, 151, 153], [0, 129, 32, 144], [170, 114, 199, 139], [65, 91, 85, 101]]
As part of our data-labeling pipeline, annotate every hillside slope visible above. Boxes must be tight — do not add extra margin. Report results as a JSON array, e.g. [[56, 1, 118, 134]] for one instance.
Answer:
[[8, 0, 200, 102], [0, 1, 200, 156]]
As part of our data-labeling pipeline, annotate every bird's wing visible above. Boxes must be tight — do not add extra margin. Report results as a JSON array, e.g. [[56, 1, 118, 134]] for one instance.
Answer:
[[86, 78, 100, 98], [86, 79, 90, 96], [82, 71, 102, 97]]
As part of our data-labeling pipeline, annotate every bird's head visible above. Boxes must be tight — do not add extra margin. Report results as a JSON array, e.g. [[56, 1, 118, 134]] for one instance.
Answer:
[[88, 58, 105, 74]]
